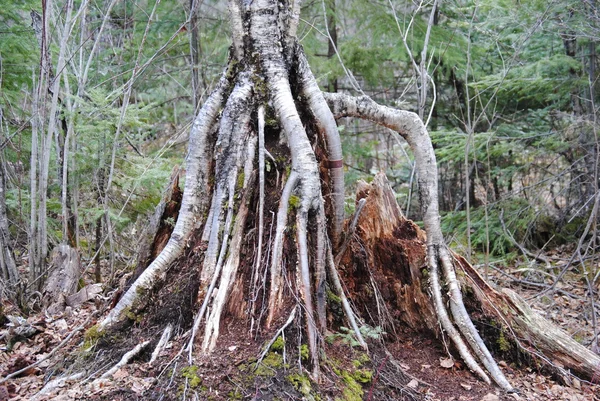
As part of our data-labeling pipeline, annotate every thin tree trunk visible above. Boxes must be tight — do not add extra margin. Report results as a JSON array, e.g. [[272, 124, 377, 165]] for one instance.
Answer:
[[0, 149, 19, 293], [189, 0, 201, 112], [326, 0, 338, 93]]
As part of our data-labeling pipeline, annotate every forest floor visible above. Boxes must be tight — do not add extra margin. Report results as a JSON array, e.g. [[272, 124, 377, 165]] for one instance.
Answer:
[[1, 250, 599, 401]]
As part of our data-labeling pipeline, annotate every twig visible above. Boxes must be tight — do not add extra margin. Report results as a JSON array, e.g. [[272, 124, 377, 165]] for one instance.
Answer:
[[255, 306, 297, 369], [326, 238, 367, 349], [334, 197, 366, 265], [149, 324, 173, 365], [499, 210, 552, 267], [366, 354, 388, 401], [101, 340, 150, 378], [487, 263, 582, 300]]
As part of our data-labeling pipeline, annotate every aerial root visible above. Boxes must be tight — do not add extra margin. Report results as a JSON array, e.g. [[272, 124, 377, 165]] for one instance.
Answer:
[[199, 73, 253, 287], [428, 246, 490, 384], [325, 237, 367, 349], [250, 105, 267, 330], [315, 205, 327, 332], [97, 71, 232, 330], [202, 171, 255, 353], [186, 75, 254, 361], [266, 171, 299, 327], [149, 324, 173, 365], [297, 48, 345, 246], [296, 209, 320, 379], [439, 247, 513, 390], [322, 92, 513, 388]]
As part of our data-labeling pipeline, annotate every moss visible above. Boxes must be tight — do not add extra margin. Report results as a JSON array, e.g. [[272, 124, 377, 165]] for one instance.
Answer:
[[352, 368, 372, 383], [237, 172, 245, 190], [288, 194, 301, 211], [123, 306, 143, 323], [255, 352, 284, 377], [82, 324, 104, 349], [300, 344, 309, 362], [288, 373, 312, 396], [497, 330, 511, 352], [326, 289, 342, 304], [271, 336, 285, 353], [287, 372, 321, 400], [339, 370, 364, 401], [227, 390, 243, 400], [181, 365, 202, 388], [329, 357, 372, 401], [352, 353, 370, 368]]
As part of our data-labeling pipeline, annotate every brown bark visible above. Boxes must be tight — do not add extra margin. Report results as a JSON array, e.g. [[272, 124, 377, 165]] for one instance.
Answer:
[[133, 167, 183, 281], [339, 173, 436, 332]]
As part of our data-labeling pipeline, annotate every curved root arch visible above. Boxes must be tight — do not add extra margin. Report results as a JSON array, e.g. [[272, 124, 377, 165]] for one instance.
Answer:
[[324, 93, 512, 391], [99, 0, 513, 389]]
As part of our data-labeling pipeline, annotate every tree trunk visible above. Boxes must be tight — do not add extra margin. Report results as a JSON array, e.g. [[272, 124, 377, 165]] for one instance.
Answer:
[[94, 0, 599, 391], [0, 158, 19, 296]]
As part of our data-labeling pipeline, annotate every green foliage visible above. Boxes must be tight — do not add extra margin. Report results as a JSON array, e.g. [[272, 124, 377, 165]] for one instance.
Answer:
[[270, 336, 285, 353], [181, 366, 202, 388], [471, 54, 584, 109], [0, 1, 38, 108], [255, 352, 285, 377], [327, 325, 385, 348]]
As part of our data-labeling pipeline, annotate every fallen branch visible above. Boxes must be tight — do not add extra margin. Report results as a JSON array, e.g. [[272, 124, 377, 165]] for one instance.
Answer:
[[101, 340, 150, 379], [149, 324, 173, 365]]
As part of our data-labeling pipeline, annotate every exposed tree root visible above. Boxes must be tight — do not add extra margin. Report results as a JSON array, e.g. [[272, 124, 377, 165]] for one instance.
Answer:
[[341, 173, 600, 387], [149, 324, 172, 365], [457, 255, 600, 383], [266, 171, 299, 327], [101, 340, 150, 379], [93, 1, 598, 393], [99, 73, 231, 330], [325, 94, 512, 390]]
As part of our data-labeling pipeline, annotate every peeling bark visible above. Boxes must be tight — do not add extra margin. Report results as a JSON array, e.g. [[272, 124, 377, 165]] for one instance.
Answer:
[[93, 0, 596, 392], [99, 73, 231, 330]]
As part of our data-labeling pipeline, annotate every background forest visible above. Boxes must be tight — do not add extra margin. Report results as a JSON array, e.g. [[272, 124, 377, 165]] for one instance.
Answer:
[[1, 0, 599, 364]]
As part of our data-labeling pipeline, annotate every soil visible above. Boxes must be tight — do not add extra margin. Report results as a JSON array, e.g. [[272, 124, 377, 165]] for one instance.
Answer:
[[2, 201, 599, 400], [2, 270, 598, 401]]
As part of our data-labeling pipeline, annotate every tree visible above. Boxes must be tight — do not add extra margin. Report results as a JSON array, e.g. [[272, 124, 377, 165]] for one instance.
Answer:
[[88, 0, 599, 393]]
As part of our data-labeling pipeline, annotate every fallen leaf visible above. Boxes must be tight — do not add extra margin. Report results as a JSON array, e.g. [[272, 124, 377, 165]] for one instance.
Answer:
[[407, 379, 418, 389], [440, 357, 454, 369], [460, 383, 472, 390], [112, 368, 129, 379], [572, 377, 581, 390], [480, 394, 500, 401]]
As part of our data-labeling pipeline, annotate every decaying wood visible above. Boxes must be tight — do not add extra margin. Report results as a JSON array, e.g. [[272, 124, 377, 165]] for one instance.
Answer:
[[66, 283, 103, 308], [458, 256, 600, 383], [43, 244, 81, 311], [342, 173, 600, 384], [339, 173, 436, 333], [133, 166, 182, 281], [325, 93, 511, 389]]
